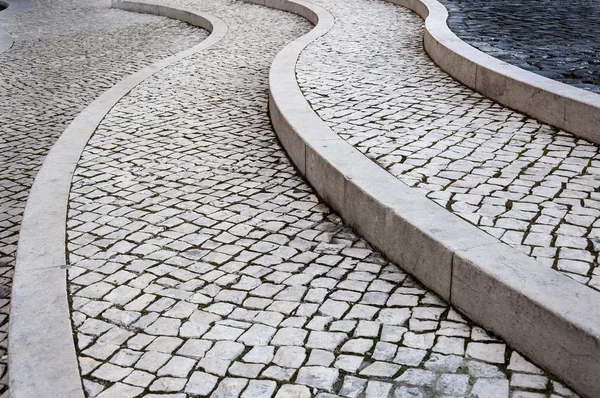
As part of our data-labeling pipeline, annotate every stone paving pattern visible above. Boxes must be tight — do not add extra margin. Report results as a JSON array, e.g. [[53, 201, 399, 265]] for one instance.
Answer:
[[66, 0, 576, 396], [0, 0, 207, 394], [438, 0, 600, 94], [297, 0, 600, 292]]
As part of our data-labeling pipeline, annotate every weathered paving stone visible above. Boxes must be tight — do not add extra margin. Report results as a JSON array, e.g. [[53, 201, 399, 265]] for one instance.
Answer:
[[0, 0, 208, 394], [65, 0, 576, 396], [297, 0, 600, 292]]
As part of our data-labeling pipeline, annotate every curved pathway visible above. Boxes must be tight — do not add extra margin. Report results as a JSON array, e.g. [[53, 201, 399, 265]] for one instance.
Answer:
[[0, 0, 206, 394], [65, 0, 573, 396], [438, 0, 600, 94], [297, 0, 600, 292]]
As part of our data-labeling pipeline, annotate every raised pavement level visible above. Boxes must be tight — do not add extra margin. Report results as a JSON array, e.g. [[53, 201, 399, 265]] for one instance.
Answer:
[[0, 27, 11, 54], [252, 0, 600, 396], [0, 0, 13, 55], [385, 0, 600, 145], [0, 0, 36, 18], [8, 4, 225, 397]]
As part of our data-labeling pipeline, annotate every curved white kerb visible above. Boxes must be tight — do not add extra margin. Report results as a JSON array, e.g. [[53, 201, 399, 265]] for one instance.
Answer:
[[386, 0, 600, 144], [8, 4, 226, 397], [254, 0, 600, 396]]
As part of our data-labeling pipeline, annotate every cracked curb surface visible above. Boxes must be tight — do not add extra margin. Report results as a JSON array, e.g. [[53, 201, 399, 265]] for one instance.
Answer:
[[65, 0, 574, 396], [0, 0, 207, 394], [297, 0, 600, 293]]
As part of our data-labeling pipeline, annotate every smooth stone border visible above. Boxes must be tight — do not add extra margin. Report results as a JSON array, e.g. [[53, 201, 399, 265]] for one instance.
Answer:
[[0, 27, 12, 54], [385, 0, 600, 144], [8, 4, 226, 397], [257, 0, 600, 396], [0, 0, 37, 19]]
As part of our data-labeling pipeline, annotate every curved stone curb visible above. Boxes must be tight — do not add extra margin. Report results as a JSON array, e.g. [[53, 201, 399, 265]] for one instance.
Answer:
[[385, 0, 600, 145], [0, 0, 37, 19], [386, 0, 600, 144], [0, 27, 12, 54], [8, 4, 226, 397], [258, 0, 600, 396]]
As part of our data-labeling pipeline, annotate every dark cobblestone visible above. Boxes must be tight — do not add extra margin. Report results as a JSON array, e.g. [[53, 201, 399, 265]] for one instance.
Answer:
[[438, 0, 600, 93]]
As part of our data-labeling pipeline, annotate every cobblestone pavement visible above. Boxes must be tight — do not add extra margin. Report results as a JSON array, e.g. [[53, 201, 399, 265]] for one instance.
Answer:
[[297, 0, 600, 292], [0, 1, 207, 394], [438, 0, 600, 94], [66, 0, 576, 396]]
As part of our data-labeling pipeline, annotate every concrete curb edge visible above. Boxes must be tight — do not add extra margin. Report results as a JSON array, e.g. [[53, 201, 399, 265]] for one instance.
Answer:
[[0, 27, 12, 54], [386, 0, 600, 144], [8, 4, 226, 397], [257, 0, 600, 396]]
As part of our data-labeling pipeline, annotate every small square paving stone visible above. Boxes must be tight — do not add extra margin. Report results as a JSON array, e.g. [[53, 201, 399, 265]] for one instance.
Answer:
[[241, 380, 277, 397], [334, 355, 364, 373], [92, 363, 132, 382], [123, 370, 155, 387], [228, 361, 265, 378], [393, 386, 425, 397], [425, 353, 464, 372], [96, 382, 143, 398], [436, 373, 469, 395], [186, 372, 218, 396], [339, 375, 367, 398], [433, 336, 465, 355], [360, 361, 401, 377], [319, 299, 350, 318], [296, 366, 339, 391], [471, 378, 510, 398], [306, 349, 335, 366], [381, 325, 407, 342], [273, 346, 306, 368], [354, 320, 380, 337], [508, 352, 543, 374], [180, 321, 210, 338], [511, 373, 549, 390], [341, 338, 374, 354], [110, 349, 142, 367], [198, 358, 231, 376], [157, 356, 196, 377], [149, 377, 187, 392], [377, 308, 411, 325], [403, 332, 435, 350], [261, 365, 296, 381], [206, 341, 245, 360], [255, 311, 285, 327], [238, 324, 277, 345], [146, 336, 183, 353], [243, 346, 275, 364], [271, 327, 308, 346], [365, 380, 392, 398], [203, 324, 244, 341], [211, 378, 248, 397], [275, 384, 312, 398], [146, 317, 181, 336], [330, 320, 357, 333], [372, 342, 397, 361], [306, 331, 347, 350], [466, 342, 506, 364], [395, 369, 436, 387], [393, 347, 427, 366], [344, 304, 379, 320], [176, 339, 212, 359], [135, 351, 171, 372]]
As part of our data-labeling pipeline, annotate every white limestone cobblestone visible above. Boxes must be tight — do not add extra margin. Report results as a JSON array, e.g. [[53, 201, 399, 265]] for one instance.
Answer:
[[296, 0, 600, 291], [0, 0, 206, 394], [66, 0, 574, 396]]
